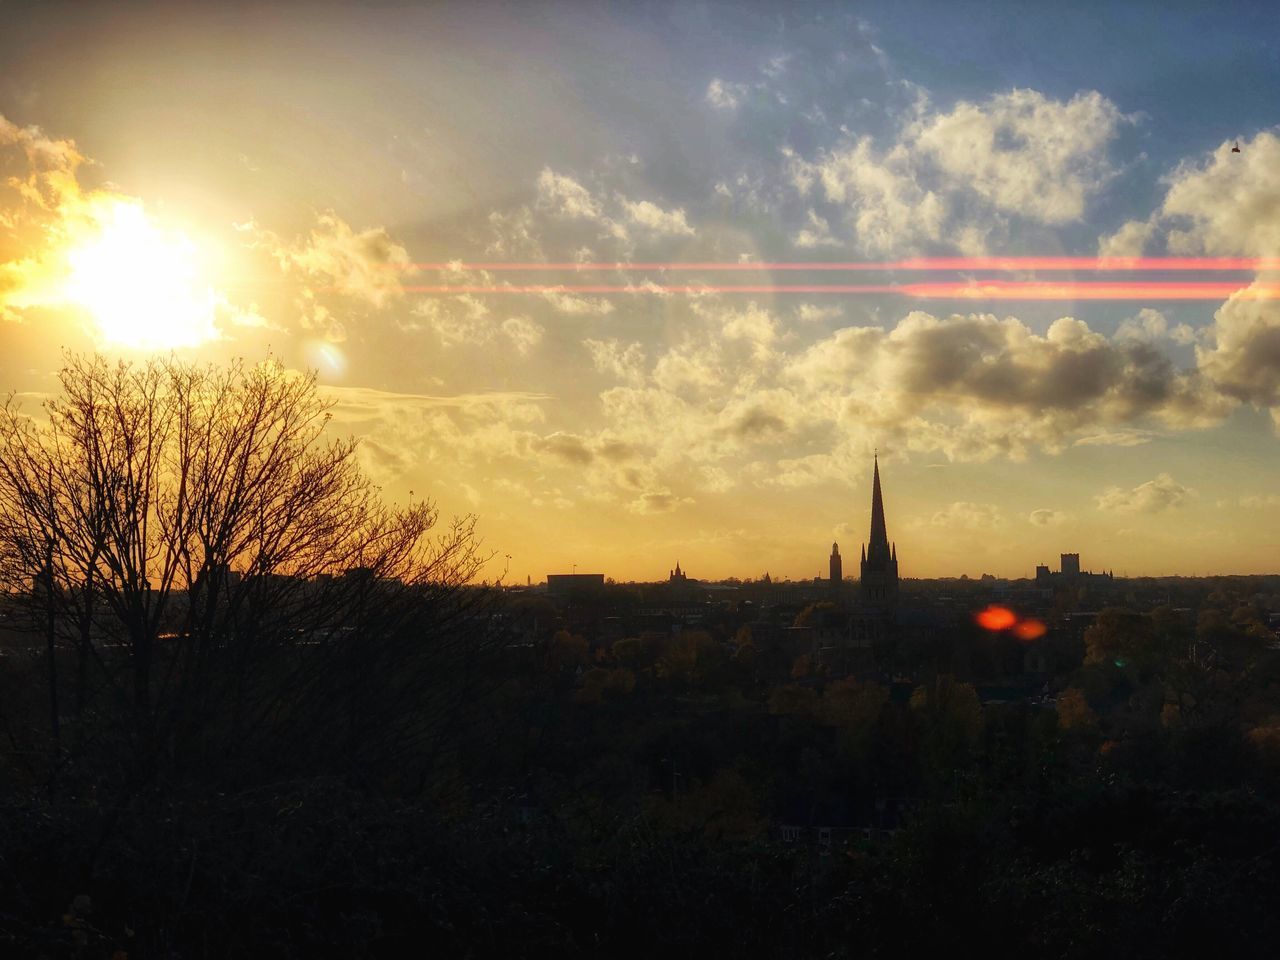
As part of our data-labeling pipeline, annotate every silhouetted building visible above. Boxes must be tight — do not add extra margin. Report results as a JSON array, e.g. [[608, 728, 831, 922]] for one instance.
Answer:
[[668, 561, 688, 584], [1035, 553, 1114, 587], [860, 454, 898, 607], [546, 573, 606, 600], [829, 543, 842, 585]]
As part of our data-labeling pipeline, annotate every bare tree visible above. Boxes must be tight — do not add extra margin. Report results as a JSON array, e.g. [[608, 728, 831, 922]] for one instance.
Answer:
[[0, 354, 495, 789]]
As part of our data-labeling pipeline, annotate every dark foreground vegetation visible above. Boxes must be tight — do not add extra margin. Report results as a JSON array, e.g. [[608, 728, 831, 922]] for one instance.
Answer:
[[3, 357, 1280, 958]]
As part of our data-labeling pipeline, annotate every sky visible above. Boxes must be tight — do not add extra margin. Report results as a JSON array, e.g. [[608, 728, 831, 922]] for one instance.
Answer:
[[3, 0, 1280, 582]]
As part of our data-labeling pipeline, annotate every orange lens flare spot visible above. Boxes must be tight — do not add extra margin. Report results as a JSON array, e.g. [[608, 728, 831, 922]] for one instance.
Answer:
[[975, 605, 1018, 631], [1013, 619, 1047, 641]]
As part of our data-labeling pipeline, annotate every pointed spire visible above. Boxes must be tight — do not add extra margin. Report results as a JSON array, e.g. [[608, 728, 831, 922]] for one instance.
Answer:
[[868, 452, 889, 559], [832, 542, 839, 556], [861, 543, 866, 563]]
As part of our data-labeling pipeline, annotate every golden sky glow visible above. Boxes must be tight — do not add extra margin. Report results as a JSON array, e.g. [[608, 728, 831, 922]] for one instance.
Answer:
[[4, 4, 1280, 583], [60, 196, 219, 349]]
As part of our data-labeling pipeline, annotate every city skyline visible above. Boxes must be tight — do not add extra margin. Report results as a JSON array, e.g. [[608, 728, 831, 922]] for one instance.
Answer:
[[4, 2, 1280, 582]]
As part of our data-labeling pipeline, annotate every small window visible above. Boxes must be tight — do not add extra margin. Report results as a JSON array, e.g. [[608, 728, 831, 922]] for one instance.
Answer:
[[818, 827, 832, 846]]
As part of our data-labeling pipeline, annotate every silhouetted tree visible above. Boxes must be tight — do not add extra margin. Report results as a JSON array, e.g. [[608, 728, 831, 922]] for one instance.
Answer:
[[0, 354, 491, 790]]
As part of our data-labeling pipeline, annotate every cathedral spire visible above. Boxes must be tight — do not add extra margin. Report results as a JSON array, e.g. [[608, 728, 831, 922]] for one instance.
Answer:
[[860, 452, 899, 607], [868, 453, 889, 559]]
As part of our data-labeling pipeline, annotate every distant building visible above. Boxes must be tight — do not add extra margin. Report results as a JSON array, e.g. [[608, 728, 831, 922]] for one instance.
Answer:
[[546, 573, 606, 600], [860, 454, 899, 608], [829, 543, 842, 585], [1035, 553, 1113, 587]]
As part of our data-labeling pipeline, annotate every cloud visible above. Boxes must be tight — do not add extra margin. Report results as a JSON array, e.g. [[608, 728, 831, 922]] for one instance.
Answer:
[[255, 212, 410, 309], [1196, 284, 1280, 416], [1097, 218, 1155, 258], [1028, 508, 1067, 527], [320, 384, 551, 484], [627, 490, 692, 515], [542, 290, 615, 315], [502, 315, 544, 355], [925, 501, 1003, 530], [706, 78, 748, 111], [909, 89, 1126, 224], [536, 167, 605, 221], [1072, 430, 1159, 447], [786, 88, 1129, 255], [785, 310, 1225, 461], [1238, 494, 1280, 509], [794, 303, 844, 324], [534, 431, 594, 465], [410, 294, 493, 346], [787, 139, 948, 256], [584, 338, 646, 385], [0, 114, 87, 218], [620, 198, 695, 237], [1105, 132, 1280, 258], [792, 209, 841, 248], [1115, 308, 1169, 342], [534, 167, 696, 247], [1095, 473, 1193, 514]]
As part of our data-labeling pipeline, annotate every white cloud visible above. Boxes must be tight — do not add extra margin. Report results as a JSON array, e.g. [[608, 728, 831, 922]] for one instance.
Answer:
[[620, 198, 695, 237], [790, 137, 948, 256], [627, 490, 693, 514], [256, 212, 410, 310], [1028, 508, 1068, 527], [910, 89, 1126, 224], [410, 294, 493, 346], [502, 315, 544, 355], [1096, 473, 1193, 514], [925, 501, 1003, 530], [787, 88, 1129, 256], [1196, 283, 1280, 418], [1072, 430, 1159, 447], [584, 338, 646, 385], [1115, 308, 1168, 342], [792, 209, 841, 248], [794, 303, 844, 324], [706, 78, 748, 111], [1097, 218, 1155, 258], [536, 168, 605, 221], [784, 310, 1225, 462], [542, 291, 615, 315]]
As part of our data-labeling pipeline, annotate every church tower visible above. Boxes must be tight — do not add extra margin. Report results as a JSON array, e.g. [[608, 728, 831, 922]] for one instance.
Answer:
[[860, 454, 899, 607], [829, 542, 842, 585]]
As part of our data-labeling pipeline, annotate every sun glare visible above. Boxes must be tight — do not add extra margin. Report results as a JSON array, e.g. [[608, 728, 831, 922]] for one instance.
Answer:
[[61, 198, 219, 350]]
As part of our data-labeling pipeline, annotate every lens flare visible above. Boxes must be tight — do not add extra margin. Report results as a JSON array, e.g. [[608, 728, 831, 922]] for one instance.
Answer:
[[1013, 619, 1047, 642], [303, 339, 348, 379], [976, 605, 1018, 631], [399, 280, 1280, 300], [391, 256, 1280, 272]]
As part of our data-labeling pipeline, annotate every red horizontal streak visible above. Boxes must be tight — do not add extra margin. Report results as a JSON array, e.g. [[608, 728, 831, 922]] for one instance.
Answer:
[[401, 281, 1280, 300], [396, 257, 1280, 272]]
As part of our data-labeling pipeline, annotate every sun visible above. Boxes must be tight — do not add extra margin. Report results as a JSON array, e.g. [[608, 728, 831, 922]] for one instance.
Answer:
[[61, 197, 219, 350]]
